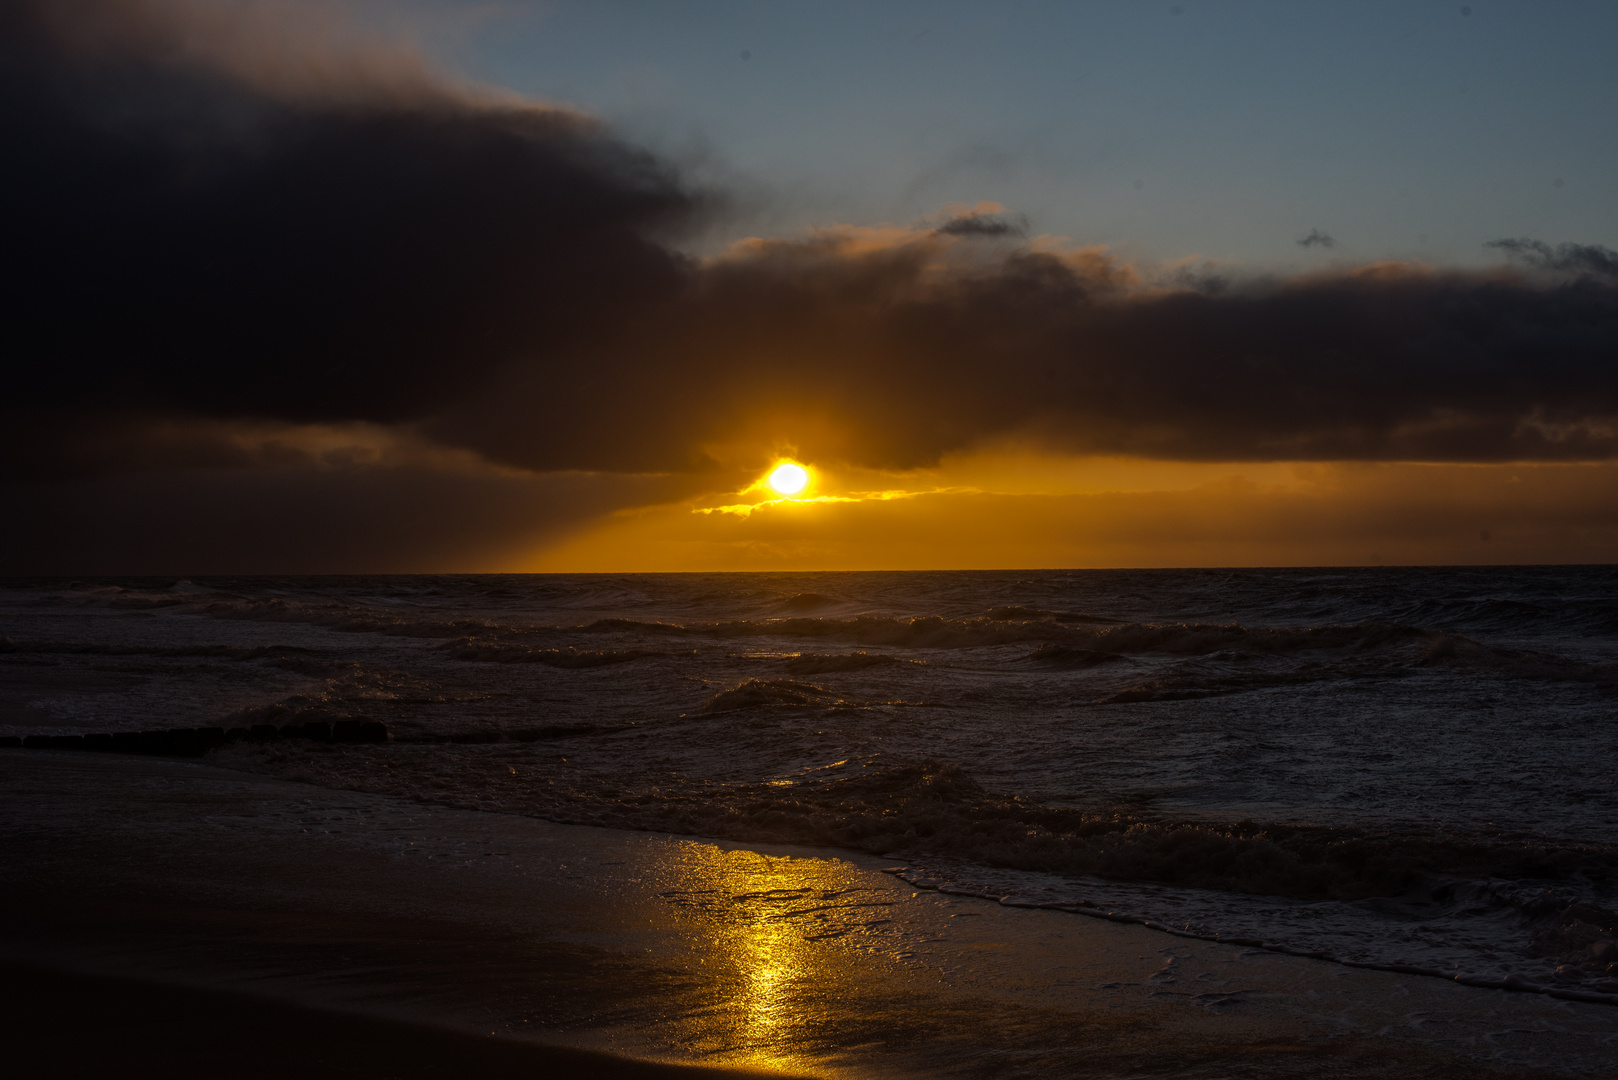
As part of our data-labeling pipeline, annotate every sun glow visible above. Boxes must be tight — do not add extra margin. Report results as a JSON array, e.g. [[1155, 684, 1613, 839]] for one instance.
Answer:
[[767, 462, 810, 496]]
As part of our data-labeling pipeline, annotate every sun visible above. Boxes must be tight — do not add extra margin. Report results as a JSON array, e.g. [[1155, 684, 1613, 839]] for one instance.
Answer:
[[767, 462, 810, 496]]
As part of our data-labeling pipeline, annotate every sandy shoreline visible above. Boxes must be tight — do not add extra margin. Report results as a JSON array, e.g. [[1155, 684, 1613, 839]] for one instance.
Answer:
[[2, 751, 1613, 1078], [2, 961, 801, 1079]]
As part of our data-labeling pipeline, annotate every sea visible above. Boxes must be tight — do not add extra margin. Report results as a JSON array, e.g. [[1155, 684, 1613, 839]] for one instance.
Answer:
[[3, 568, 1616, 1001]]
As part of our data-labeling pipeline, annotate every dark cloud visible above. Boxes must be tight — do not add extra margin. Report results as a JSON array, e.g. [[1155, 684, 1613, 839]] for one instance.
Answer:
[[1486, 238, 1618, 282], [935, 211, 1028, 238], [518, 241, 1618, 468], [1298, 229, 1336, 249], [2, 0, 698, 435], [0, 464, 701, 574], [6, 0, 1618, 489]]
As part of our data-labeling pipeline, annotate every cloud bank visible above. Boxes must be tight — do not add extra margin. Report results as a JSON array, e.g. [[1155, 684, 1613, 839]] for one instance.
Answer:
[[3, 0, 698, 474], [7, 0, 1618, 481]]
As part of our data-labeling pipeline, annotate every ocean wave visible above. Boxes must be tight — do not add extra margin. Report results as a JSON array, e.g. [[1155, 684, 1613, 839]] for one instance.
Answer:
[[783, 652, 908, 674], [439, 639, 689, 668], [775, 592, 839, 612], [0, 637, 331, 673], [569, 614, 1439, 655], [642, 760, 1614, 901], [1021, 644, 1130, 669], [1094, 669, 1328, 703], [1419, 633, 1618, 686], [700, 678, 842, 712], [283, 742, 1618, 903], [398, 723, 619, 744], [1, 637, 307, 657], [608, 756, 1618, 992], [36, 586, 1618, 703], [887, 864, 1618, 1003], [224, 700, 379, 729], [38, 587, 1613, 691], [205, 741, 1618, 994], [294, 746, 1614, 908], [1390, 593, 1618, 637], [983, 606, 1114, 624], [1097, 686, 1235, 703]]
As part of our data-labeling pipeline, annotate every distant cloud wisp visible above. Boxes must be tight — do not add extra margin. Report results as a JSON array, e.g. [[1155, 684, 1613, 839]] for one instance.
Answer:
[[1486, 239, 1618, 281], [935, 210, 1029, 238]]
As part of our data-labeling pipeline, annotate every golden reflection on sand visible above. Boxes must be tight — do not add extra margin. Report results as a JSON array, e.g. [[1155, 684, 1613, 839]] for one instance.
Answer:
[[660, 843, 904, 1073], [733, 911, 805, 1062]]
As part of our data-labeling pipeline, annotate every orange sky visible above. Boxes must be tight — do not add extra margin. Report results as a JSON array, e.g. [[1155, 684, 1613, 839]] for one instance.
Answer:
[[522, 453, 1618, 572]]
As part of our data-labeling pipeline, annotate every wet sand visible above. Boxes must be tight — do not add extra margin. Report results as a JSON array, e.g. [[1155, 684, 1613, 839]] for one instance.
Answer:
[[2, 752, 1613, 1078], [2, 962, 799, 1079]]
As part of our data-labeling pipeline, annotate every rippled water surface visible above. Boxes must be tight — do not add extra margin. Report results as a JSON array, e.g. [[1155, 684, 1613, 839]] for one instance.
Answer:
[[3, 568, 1616, 996]]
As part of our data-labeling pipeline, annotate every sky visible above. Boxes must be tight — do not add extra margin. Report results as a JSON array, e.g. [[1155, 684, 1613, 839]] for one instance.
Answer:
[[3, 0, 1618, 573], [441, 0, 1618, 269]]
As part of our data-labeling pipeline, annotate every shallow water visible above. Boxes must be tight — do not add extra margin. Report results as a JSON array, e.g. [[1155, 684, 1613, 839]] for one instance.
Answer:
[[2, 568, 1616, 996]]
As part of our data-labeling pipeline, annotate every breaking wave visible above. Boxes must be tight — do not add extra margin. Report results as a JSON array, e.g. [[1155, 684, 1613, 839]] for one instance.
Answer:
[[220, 739, 1618, 996], [607, 759, 1618, 904]]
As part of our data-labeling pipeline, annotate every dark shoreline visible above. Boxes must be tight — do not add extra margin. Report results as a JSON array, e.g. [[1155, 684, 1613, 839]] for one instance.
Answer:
[[1, 962, 793, 1080], [6, 752, 1614, 1079]]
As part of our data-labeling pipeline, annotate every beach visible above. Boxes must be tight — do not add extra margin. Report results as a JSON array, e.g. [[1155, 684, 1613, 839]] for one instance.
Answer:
[[6, 571, 1617, 1001], [4, 751, 1613, 1078], [5, 962, 793, 1079]]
